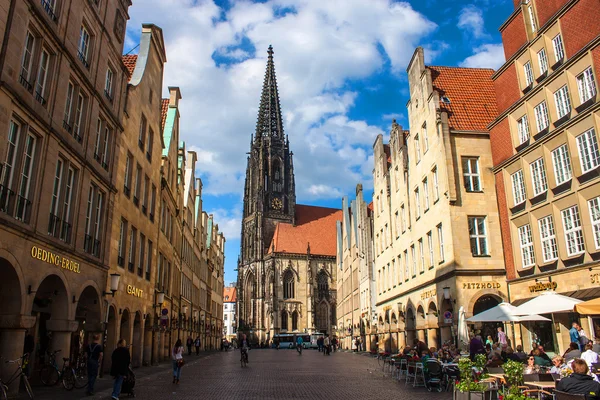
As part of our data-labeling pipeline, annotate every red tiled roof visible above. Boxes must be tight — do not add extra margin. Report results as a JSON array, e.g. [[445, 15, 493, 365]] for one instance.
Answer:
[[427, 66, 498, 132], [161, 99, 169, 130], [367, 201, 374, 211], [268, 205, 342, 257], [122, 55, 138, 80], [223, 286, 237, 303]]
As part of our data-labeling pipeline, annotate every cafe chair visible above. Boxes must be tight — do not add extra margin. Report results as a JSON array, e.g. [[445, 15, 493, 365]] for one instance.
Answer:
[[554, 390, 586, 400]]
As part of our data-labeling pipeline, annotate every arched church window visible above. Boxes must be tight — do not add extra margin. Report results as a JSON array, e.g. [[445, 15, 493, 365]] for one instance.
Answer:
[[292, 311, 298, 331], [283, 270, 294, 299], [281, 310, 288, 330], [317, 271, 329, 300]]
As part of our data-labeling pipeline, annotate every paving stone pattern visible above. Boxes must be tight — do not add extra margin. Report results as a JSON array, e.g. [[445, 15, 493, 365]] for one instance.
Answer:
[[23, 350, 454, 400]]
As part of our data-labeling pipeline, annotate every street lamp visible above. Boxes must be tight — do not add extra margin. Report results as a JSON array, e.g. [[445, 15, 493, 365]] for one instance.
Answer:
[[443, 286, 451, 300], [102, 273, 121, 297]]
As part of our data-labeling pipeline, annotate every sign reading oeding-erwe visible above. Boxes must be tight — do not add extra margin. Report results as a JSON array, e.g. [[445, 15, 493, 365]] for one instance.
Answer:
[[31, 246, 81, 273]]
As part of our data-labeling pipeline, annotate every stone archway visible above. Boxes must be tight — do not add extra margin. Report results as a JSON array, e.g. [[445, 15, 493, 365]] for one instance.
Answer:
[[103, 305, 118, 373], [426, 302, 439, 349], [416, 305, 426, 343], [74, 285, 102, 362], [132, 312, 143, 368], [0, 258, 22, 316], [405, 308, 416, 345], [120, 309, 131, 348], [143, 315, 152, 366]]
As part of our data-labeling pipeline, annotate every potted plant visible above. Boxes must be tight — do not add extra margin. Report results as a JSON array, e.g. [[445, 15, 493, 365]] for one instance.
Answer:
[[499, 360, 526, 400], [455, 358, 487, 400]]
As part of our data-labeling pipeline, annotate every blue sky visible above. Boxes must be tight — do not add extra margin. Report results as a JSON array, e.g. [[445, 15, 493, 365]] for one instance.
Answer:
[[125, 0, 513, 285]]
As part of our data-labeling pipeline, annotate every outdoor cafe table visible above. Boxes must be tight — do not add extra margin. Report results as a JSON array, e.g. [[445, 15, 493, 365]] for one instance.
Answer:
[[487, 373, 506, 383], [523, 381, 555, 400]]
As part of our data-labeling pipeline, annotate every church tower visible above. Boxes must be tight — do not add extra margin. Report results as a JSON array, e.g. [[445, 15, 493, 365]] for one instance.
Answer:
[[241, 46, 296, 265]]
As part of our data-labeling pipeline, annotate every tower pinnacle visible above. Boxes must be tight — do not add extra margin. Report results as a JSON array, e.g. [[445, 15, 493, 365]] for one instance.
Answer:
[[256, 46, 284, 139]]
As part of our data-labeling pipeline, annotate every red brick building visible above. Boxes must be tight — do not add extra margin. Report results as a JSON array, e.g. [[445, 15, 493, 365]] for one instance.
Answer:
[[490, 0, 600, 353]]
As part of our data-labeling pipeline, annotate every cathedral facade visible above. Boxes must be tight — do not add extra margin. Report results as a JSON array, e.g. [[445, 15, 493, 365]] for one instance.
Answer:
[[237, 47, 341, 344]]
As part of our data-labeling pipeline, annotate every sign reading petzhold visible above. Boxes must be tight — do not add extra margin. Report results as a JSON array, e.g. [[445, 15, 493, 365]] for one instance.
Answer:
[[462, 282, 501, 289], [31, 245, 81, 273]]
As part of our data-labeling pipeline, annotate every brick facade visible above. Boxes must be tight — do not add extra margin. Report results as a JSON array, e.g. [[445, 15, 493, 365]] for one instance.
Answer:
[[535, 0, 569, 27], [493, 64, 521, 114], [489, 117, 513, 166], [592, 44, 600, 82], [561, 0, 600, 58], [494, 173, 515, 280], [501, 11, 528, 60]]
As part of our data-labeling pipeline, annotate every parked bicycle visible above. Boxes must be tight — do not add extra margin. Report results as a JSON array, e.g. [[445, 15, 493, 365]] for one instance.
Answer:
[[39, 350, 86, 390], [0, 353, 33, 400]]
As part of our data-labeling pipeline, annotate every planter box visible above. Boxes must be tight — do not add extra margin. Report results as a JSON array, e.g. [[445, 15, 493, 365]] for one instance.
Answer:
[[454, 389, 498, 400]]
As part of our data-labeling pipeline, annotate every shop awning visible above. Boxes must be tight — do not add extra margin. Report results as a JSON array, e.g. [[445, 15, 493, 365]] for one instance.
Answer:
[[574, 297, 600, 315], [513, 292, 582, 315], [467, 302, 550, 322]]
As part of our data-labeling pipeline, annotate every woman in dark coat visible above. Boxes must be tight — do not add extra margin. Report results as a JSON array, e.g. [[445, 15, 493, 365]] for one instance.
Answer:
[[110, 339, 131, 400]]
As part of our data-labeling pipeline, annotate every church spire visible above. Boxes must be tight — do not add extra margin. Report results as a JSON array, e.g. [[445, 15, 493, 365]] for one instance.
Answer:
[[255, 45, 284, 139]]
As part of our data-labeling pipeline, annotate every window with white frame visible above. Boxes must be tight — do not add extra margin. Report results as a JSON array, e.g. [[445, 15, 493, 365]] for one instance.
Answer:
[[414, 188, 421, 218], [15, 133, 37, 222], [538, 215, 558, 262], [423, 178, 430, 211], [468, 216, 488, 256], [561, 205, 585, 256], [530, 157, 548, 196], [1, 121, 20, 198], [60, 166, 75, 241], [524, 62, 534, 87], [414, 134, 421, 163], [394, 211, 400, 238], [78, 25, 91, 67], [427, 231, 434, 268], [551, 144, 572, 185], [528, 5, 536, 32], [404, 250, 409, 280], [20, 31, 35, 86], [589, 197, 600, 249], [128, 226, 137, 271], [105, 66, 114, 100], [534, 101, 549, 133], [48, 159, 63, 233], [73, 92, 85, 141], [411, 245, 416, 276], [576, 128, 600, 173], [401, 204, 406, 232], [552, 34, 564, 63], [462, 157, 481, 192], [517, 115, 530, 144], [518, 224, 535, 267], [419, 239, 425, 273], [433, 166, 439, 201], [35, 49, 50, 104], [117, 218, 127, 266], [422, 124, 429, 152], [538, 48, 548, 75], [554, 85, 571, 119], [437, 223, 444, 262], [577, 67, 597, 104], [64, 81, 74, 126], [511, 169, 526, 206]]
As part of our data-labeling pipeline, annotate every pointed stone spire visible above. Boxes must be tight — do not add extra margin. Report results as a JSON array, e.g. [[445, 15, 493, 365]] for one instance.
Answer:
[[255, 45, 284, 140]]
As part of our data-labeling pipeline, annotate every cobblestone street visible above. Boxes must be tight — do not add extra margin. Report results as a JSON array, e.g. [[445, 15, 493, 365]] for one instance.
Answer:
[[23, 350, 454, 399]]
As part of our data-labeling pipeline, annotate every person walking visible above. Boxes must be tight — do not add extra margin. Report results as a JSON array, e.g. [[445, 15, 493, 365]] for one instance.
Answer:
[[172, 339, 184, 384], [84, 334, 103, 396], [570, 322, 582, 350], [110, 339, 130, 400], [497, 327, 507, 349], [186, 336, 193, 356], [354, 337, 360, 352], [324, 335, 331, 356], [194, 336, 201, 356]]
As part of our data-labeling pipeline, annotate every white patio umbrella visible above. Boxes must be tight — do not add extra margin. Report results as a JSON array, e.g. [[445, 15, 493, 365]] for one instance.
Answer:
[[466, 302, 550, 322], [457, 306, 470, 348], [513, 291, 583, 315]]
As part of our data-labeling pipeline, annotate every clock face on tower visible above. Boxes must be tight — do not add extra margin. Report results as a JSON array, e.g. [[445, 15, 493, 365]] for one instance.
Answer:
[[271, 197, 283, 210]]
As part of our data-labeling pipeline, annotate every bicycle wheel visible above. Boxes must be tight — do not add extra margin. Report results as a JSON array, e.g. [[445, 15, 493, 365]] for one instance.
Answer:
[[0, 383, 8, 400], [73, 366, 87, 389], [22, 376, 34, 400], [62, 369, 75, 391], [39, 366, 59, 386]]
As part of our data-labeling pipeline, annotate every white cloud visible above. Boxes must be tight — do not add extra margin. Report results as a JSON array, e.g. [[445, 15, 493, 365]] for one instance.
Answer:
[[126, 0, 436, 203], [457, 5, 487, 39], [207, 207, 243, 241], [382, 113, 403, 121], [460, 43, 505, 69]]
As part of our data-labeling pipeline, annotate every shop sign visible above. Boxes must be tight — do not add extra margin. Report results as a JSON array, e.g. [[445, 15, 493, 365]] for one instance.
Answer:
[[421, 289, 436, 300], [126, 285, 143, 297], [31, 245, 81, 273], [443, 311, 453, 324], [528, 281, 557, 293], [591, 273, 600, 284], [462, 282, 501, 289]]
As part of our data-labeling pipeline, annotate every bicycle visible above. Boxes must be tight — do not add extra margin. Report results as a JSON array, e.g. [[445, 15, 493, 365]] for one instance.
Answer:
[[39, 350, 86, 390], [240, 349, 248, 367], [376, 351, 390, 368], [0, 353, 34, 400]]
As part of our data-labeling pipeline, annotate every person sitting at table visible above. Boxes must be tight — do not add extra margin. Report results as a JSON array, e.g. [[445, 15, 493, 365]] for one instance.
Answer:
[[593, 338, 600, 355], [486, 354, 504, 368], [514, 344, 528, 361], [536, 345, 552, 364], [582, 342, 600, 368], [524, 355, 541, 374], [402, 346, 412, 356], [564, 342, 583, 362], [556, 358, 600, 398], [503, 347, 522, 362], [550, 355, 567, 374], [533, 349, 551, 367]]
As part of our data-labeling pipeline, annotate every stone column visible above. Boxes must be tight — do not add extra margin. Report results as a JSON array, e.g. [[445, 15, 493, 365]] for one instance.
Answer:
[[0, 315, 36, 395], [46, 319, 79, 359], [427, 328, 438, 348]]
